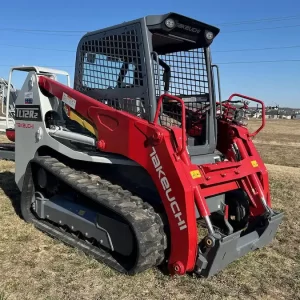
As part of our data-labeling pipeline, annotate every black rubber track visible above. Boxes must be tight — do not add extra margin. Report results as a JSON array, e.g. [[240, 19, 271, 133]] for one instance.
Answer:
[[20, 156, 167, 275]]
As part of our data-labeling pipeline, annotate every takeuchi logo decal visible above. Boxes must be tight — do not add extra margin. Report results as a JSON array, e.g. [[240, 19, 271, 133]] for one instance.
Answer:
[[177, 22, 201, 34], [150, 147, 187, 231]]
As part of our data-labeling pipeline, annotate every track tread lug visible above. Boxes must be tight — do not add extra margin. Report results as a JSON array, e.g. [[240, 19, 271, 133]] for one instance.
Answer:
[[26, 156, 168, 275]]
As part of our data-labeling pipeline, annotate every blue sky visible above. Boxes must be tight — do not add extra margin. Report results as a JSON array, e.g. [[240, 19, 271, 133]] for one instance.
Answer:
[[0, 0, 300, 108]]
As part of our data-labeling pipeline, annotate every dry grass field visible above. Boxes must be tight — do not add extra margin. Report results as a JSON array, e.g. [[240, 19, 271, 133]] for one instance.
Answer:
[[248, 119, 300, 168], [0, 119, 299, 300]]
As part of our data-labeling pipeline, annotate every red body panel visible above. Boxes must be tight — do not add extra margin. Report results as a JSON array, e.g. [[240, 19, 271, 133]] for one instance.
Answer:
[[38, 76, 272, 274]]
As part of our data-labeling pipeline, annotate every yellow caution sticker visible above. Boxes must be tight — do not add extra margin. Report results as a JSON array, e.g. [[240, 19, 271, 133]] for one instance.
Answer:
[[251, 160, 258, 168], [78, 210, 86, 216], [190, 170, 201, 179]]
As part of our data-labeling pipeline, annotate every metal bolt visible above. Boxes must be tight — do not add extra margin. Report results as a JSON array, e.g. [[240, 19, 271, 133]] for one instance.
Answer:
[[71, 226, 74, 230], [173, 262, 184, 275], [206, 238, 213, 246], [100, 240, 103, 244], [205, 236, 215, 248], [97, 140, 106, 150], [85, 233, 88, 236], [59, 220, 62, 224], [46, 215, 49, 218]]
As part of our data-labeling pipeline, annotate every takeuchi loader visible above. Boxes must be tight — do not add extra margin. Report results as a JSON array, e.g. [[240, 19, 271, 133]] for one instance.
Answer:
[[1, 12, 283, 277]]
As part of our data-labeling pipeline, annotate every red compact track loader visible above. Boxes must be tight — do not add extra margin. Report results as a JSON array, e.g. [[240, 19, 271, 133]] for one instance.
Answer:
[[0, 12, 283, 277]]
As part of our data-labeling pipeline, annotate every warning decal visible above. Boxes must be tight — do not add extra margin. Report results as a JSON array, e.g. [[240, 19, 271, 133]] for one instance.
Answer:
[[62, 92, 76, 109], [190, 170, 201, 179], [251, 160, 259, 168], [24, 92, 33, 104]]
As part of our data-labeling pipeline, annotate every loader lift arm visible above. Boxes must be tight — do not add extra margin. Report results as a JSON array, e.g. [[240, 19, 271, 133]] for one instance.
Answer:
[[39, 75, 203, 273]]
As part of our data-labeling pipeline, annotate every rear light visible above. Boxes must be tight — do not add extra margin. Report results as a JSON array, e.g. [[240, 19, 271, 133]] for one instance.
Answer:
[[6, 129, 15, 142]]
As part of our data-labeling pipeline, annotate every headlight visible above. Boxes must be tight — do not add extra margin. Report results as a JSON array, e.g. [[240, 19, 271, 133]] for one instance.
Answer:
[[165, 18, 175, 29], [205, 31, 214, 40]]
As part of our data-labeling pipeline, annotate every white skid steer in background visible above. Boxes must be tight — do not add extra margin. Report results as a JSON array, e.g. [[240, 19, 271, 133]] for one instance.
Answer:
[[0, 77, 18, 132]]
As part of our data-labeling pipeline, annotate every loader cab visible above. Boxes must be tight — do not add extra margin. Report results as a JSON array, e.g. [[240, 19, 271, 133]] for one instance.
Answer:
[[74, 12, 220, 157]]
